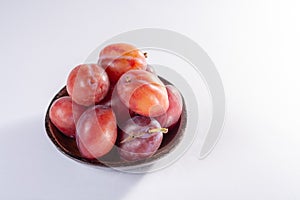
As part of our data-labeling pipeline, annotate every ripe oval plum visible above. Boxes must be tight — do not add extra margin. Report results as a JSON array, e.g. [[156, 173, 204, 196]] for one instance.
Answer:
[[118, 116, 166, 161], [117, 70, 169, 117], [155, 85, 183, 128], [76, 105, 117, 159], [98, 43, 147, 85], [67, 64, 110, 106], [49, 96, 85, 137]]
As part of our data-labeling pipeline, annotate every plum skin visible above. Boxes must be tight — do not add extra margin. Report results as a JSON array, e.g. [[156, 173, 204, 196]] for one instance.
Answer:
[[117, 70, 169, 117], [67, 64, 110, 106], [155, 85, 183, 128], [49, 96, 85, 138], [118, 116, 163, 162], [76, 105, 117, 159], [98, 43, 147, 85]]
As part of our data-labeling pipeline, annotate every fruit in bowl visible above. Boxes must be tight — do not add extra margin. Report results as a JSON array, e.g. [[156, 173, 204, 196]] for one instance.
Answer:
[[98, 43, 147, 85], [45, 43, 186, 168], [118, 116, 166, 162]]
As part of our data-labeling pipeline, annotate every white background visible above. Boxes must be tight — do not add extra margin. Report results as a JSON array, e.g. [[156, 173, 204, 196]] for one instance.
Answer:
[[0, 0, 300, 199]]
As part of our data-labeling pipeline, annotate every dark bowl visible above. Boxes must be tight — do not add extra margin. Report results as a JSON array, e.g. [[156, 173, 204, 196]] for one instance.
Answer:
[[45, 77, 187, 169]]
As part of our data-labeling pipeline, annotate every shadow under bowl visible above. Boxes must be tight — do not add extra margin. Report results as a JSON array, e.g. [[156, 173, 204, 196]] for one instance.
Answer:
[[45, 77, 187, 169]]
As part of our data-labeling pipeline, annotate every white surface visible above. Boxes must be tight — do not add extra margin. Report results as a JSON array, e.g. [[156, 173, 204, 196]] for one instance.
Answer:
[[0, 0, 300, 199]]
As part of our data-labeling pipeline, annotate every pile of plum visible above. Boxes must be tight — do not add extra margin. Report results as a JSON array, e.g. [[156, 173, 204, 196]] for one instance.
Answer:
[[49, 43, 183, 162]]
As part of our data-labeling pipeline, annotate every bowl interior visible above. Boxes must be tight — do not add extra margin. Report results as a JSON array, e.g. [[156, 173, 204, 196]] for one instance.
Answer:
[[45, 77, 187, 168]]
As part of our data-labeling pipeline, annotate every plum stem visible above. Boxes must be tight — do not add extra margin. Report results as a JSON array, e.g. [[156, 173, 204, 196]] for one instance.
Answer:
[[120, 135, 136, 144], [120, 127, 168, 144], [144, 52, 148, 58], [148, 127, 168, 134]]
